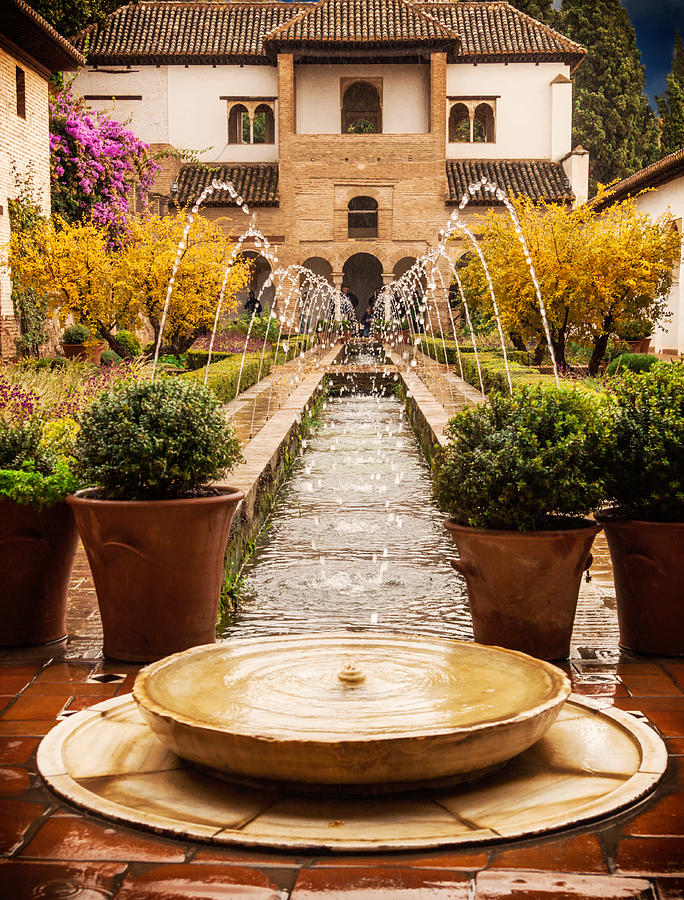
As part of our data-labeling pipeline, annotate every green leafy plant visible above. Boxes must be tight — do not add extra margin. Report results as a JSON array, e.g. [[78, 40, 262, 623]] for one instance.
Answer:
[[75, 378, 244, 500], [347, 119, 375, 133], [606, 353, 658, 375], [603, 362, 684, 521], [114, 330, 142, 357], [0, 417, 78, 508], [432, 386, 609, 532], [62, 323, 91, 345]]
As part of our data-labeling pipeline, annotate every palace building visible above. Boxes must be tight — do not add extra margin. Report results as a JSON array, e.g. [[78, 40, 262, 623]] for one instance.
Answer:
[[71, 0, 588, 316]]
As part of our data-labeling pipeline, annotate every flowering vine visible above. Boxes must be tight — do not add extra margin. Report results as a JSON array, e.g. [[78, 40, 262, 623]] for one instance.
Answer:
[[49, 88, 159, 245]]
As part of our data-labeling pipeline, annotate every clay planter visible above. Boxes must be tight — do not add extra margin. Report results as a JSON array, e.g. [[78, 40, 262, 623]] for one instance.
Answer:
[[597, 513, 684, 656], [0, 499, 79, 646], [67, 487, 244, 662], [62, 342, 106, 365], [444, 519, 601, 660], [622, 336, 652, 354]]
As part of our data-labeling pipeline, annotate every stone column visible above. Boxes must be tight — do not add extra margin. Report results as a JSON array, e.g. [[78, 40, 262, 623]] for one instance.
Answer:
[[277, 54, 295, 140]]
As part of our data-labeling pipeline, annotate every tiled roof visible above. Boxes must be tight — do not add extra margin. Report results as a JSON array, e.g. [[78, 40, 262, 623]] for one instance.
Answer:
[[264, 0, 458, 49], [76, 3, 304, 64], [591, 148, 684, 210], [76, 1, 584, 66], [5, 0, 85, 71], [173, 163, 279, 206], [446, 159, 572, 204], [421, 3, 585, 68]]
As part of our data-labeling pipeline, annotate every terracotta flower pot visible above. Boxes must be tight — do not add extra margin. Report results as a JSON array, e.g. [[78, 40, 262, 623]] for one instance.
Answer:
[[67, 487, 245, 662], [444, 519, 601, 660], [61, 342, 106, 365], [597, 513, 684, 656], [0, 499, 79, 646]]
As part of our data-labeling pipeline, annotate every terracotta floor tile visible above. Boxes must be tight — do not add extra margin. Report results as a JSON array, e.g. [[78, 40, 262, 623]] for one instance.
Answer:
[[0, 799, 47, 854], [653, 876, 684, 898], [641, 711, 684, 737], [290, 867, 471, 898], [488, 834, 608, 874], [0, 720, 58, 737], [0, 737, 39, 765], [310, 850, 488, 871], [0, 766, 31, 796], [32, 663, 94, 684], [191, 846, 308, 866], [616, 662, 671, 675], [0, 694, 68, 721], [0, 860, 127, 899], [0, 664, 44, 676], [621, 674, 683, 697], [21, 816, 188, 862], [476, 870, 655, 899], [614, 837, 684, 874], [667, 738, 684, 754], [116, 862, 284, 899], [0, 675, 33, 694], [613, 698, 684, 713], [26, 681, 120, 699], [64, 692, 118, 712], [663, 664, 684, 690], [624, 793, 684, 836]]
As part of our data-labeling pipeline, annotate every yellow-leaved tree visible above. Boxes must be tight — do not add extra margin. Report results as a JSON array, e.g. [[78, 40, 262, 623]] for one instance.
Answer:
[[114, 213, 250, 358], [453, 191, 679, 373], [7, 212, 250, 359]]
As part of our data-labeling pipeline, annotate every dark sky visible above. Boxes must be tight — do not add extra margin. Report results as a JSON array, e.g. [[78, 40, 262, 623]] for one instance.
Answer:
[[622, 0, 684, 104]]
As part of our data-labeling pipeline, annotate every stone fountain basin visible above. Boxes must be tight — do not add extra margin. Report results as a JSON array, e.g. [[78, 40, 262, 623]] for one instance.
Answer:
[[132, 633, 571, 793]]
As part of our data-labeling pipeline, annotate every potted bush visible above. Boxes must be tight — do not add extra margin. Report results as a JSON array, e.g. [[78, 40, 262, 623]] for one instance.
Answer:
[[615, 320, 653, 355], [598, 363, 684, 655], [61, 324, 106, 365], [433, 387, 608, 660], [67, 378, 245, 662], [0, 417, 79, 646]]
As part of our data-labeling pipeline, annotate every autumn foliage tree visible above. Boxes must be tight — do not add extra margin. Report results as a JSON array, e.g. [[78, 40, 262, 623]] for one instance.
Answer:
[[453, 193, 679, 374], [7, 213, 250, 359]]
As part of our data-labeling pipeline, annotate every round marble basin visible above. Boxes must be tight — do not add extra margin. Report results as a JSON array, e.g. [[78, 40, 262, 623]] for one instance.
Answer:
[[133, 632, 571, 792]]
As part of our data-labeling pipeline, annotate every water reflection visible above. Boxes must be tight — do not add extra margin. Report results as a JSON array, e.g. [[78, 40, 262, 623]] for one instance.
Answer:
[[219, 393, 472, 639]]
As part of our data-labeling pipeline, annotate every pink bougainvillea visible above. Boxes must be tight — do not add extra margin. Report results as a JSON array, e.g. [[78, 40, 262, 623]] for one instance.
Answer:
[[49, 88, 159, 244]]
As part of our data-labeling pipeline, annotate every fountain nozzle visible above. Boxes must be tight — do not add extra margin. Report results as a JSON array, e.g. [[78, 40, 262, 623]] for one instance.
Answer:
[[338, 662, 366, 686]]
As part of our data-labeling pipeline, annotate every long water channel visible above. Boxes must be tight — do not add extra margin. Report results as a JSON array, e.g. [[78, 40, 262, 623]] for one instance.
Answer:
[[220, 389, 473, 640]]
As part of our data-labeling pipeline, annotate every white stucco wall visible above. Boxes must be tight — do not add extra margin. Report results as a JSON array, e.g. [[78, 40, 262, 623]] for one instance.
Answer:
[[632, 177, 684, 354], [73, 65, 279, 162], [445, 62, 572, 161], [296, 64, 430, 134]]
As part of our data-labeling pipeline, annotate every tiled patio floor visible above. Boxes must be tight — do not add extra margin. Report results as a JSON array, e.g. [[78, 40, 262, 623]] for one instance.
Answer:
[[1, 545, 683, 899]]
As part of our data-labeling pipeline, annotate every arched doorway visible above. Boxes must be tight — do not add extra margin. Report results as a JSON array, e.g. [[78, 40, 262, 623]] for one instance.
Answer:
[[343, 253, 383, 319], [301, 257, 334, 329], [236, 250, 274, 314]]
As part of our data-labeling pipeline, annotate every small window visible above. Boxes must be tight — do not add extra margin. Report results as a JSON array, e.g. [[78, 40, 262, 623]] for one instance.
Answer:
[[448, 103, 470, 143], [342, 82, 382, 134], [16, 67, 26, 118], [228, 103, 249, 144], [474, 103, 495, 143], [348, 196, 378, 239], [253, 104, 275, 144]]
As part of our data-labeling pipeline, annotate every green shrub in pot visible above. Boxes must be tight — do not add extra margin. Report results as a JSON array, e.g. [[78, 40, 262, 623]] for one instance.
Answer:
[[432, 386, 608, 659], [68, 378, 246, 661], [598, 362, 684, 654]]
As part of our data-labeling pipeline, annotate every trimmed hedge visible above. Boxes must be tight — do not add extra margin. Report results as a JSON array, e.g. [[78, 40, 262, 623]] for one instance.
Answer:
[[417, 337, 555, 393], [186, 349, 237, 371], [184, 352, 273, 402], [606, 353, 658, 375]]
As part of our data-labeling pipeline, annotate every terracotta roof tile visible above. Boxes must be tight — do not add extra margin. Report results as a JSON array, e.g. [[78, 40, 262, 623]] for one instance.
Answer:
[[419, 2, 584, 66], [76, 0, 584, 66], [264, 0, 458, 48], [5, 0, 85, 70], [446, 159, 572, 204], [174, 163, 279, 206], [591, 148, 684, 210]]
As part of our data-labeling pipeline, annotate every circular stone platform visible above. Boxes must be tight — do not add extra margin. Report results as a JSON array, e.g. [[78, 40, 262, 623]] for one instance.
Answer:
[[37, 694, 667, 852]]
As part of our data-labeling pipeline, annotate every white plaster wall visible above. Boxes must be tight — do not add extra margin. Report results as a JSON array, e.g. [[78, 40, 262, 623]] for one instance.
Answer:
[[73, 65, 279, 162], [72, 66, 169, 143], [632, 178, 684, 354], [445, 62, 571, 161], [296, 64, 430, 134], [167, 66, 278, 161]]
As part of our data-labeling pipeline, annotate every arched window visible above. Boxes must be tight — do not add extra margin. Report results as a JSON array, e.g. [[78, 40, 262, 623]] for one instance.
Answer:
[[228, 103, 249, 144], [348, 196, 378, 239], [448, 103, 471, 143], [253, 104, 275, 144], [473, 103, 495, 143], [342, 82, 382, 134]]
